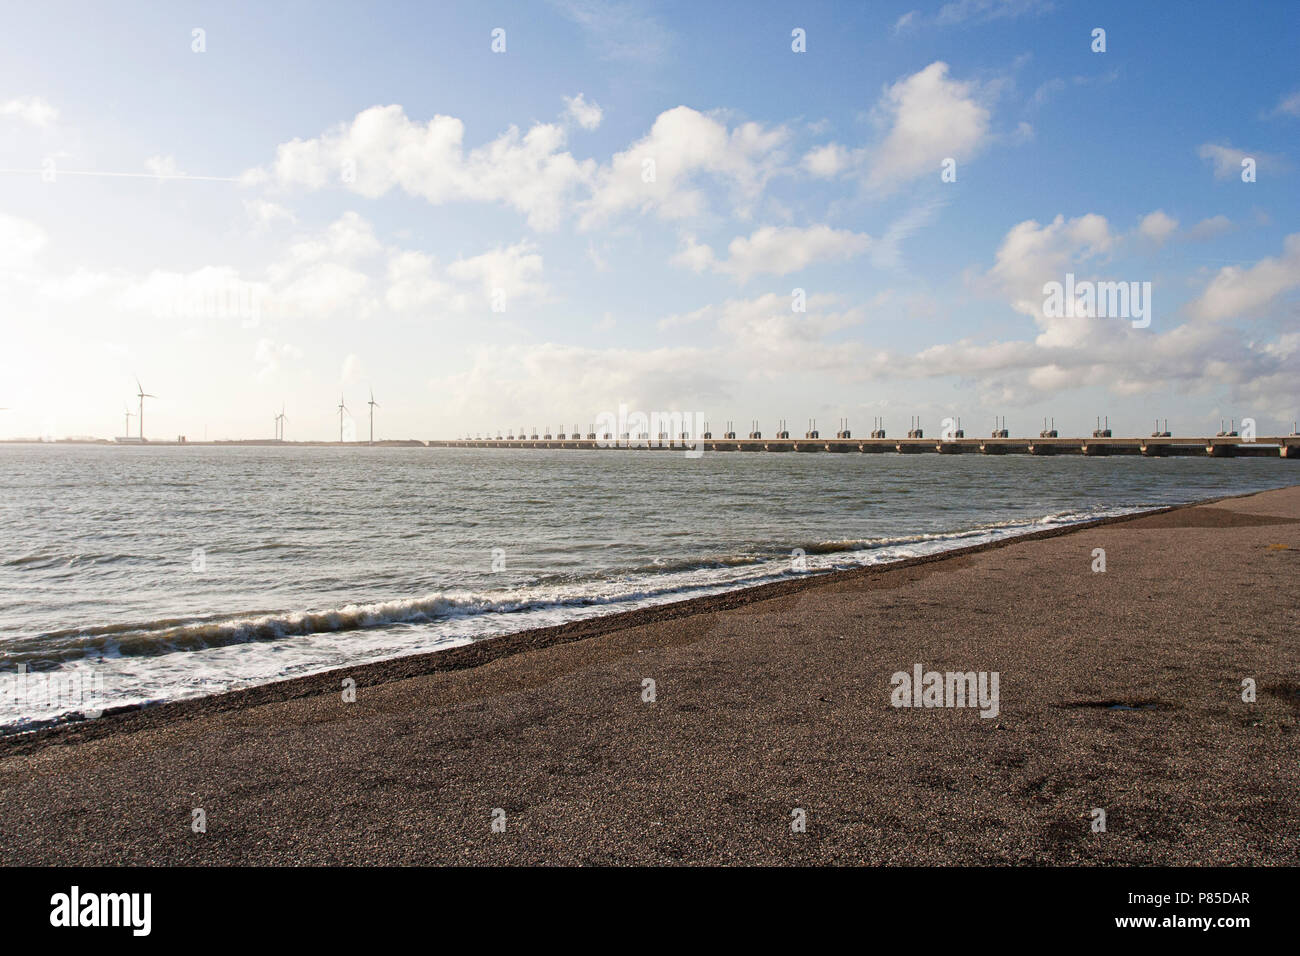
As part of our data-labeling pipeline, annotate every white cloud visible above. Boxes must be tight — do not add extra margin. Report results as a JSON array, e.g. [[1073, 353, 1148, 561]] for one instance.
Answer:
[[0, 96, 58, 127], [251, 213, 383, 319], [1186, 215, 1232, 240], [801, 143, 852, 178], [114, 265, 268, 326], [580, 106, 789, 227], [385, 250, 456, 312], [670, 236, 717, 274], [1191, 233, 1300, 321], [893, 11, 919, 33], [563, 93, 603, 130], [260, 105, 596, 231], [871, 197, 947, 270], [1198, 142, 1248, 179], [144, 155, 184, 178], [983, 213, 1117, 349], [278, 211, 382, 271], [272, 262, 372, 319], [1137, 210, 1179, 244], [431, 341, 723, 431], [1197, 142, 1285, 180], [0, 214, 48, 271], [1271, 90, 1300, 118], [866, 62, 991, 191], [445, 241, 547, 306], [671, 224, 871, 282], [244, 199, 296, 230], [254, 338, 303, 381]]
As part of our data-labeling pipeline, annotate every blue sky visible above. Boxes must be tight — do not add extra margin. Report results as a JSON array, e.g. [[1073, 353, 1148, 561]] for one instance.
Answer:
[[1, 0, 1297, 440]]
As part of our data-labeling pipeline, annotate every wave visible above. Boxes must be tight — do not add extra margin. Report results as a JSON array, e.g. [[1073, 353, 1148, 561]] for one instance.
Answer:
[[3, 505, 1135, 673], [797, 506, 1134, 556]]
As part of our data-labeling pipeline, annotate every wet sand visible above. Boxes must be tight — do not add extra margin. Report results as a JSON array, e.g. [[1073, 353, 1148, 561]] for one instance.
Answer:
[[1, 486, 1297, 865]]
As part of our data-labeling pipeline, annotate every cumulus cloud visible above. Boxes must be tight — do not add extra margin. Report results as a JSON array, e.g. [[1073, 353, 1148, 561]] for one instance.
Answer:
[[1186, 215, 1232, 240], [801, 143, 853, 178], [0, 96, 57, 127], [431, 341, 724, 432], [1137, 210, 1179, 244], [244, 199, 297, 230], [866, 62, 991, 191], [985, 213, 1117, 325], [144, 155, 185, 179], [254, 338, 303, 381], [563, 93, 603, 130], [257, 102, 794, 232], [286, 211, 381, 264], [0, 214, 49, 272], [1190, 233, 1300, 321], [15, 205, 546, 331], [385, 250, 456, 312], [670, 224, 871, 282], [258, 104, 596, 231], [892, 221, 1300, 408], [579, 106, 788, 227], [1197, 142, 1285, 180], [446, 241, 547, 306], [273, 262, 373, 319]]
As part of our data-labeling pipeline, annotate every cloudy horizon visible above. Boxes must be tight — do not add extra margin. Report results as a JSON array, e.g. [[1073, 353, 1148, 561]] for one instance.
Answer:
[[2, 1, 1298, 441]]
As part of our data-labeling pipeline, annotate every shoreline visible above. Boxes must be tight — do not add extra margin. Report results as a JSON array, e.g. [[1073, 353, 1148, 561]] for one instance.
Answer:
[[2, 484, 1297, 865], [0, 489, 1263, 753]]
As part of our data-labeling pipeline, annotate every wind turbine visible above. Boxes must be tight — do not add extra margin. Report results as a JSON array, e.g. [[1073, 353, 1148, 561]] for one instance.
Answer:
[[367, 389, 379, 444], [123, 405, 134, 438], [337, 393, 349, 443], [134, 377, 156, 441], [275, 404, 287, 441]]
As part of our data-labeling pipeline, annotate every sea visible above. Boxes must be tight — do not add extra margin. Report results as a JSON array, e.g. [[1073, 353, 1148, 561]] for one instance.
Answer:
[[0, 443, 1294, 730]]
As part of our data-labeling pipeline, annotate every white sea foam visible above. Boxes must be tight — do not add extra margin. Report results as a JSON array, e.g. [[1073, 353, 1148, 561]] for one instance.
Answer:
[[0, 505, 1137, 730]]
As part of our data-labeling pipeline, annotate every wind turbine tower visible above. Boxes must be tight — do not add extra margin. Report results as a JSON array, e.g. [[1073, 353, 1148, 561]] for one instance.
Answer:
[[135, 377, 156, 441], [337, 394, 349, 443], [368, 389, 379, 444]]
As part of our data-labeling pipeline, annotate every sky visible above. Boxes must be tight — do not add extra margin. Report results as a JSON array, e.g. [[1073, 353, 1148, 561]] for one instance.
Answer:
[[1, 0, 1297, 441]]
